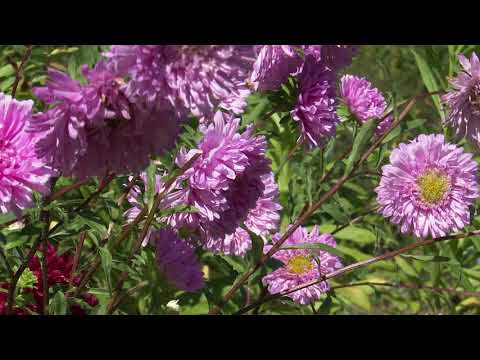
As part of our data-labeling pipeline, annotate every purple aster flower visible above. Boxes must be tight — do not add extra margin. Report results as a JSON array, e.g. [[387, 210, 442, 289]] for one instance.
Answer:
[[29, 62, 180, 178], [0, 93, 53, 216], [262, 226, 342, 305], [250, 45, 304, 92], [164, 111, 281, 256], [291, 68, 339, 147], [153, 228, 204, 292], [317, 45, 359, 71], [104, 45, 255, 121], [443, 52, 480, 144], [375, 134, 479, 238]]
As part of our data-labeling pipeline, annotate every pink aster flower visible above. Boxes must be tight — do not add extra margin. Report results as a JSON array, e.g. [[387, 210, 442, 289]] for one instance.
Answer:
[[292, 68, 339, 147], [202, 168, 282, 256], [153, 228, 204, 292], [251, 45, 359, 92], [0, 93, 53, 216], [30, 63, 180, 178], [375, 134, 479, 238], [104, 45, 255, 121], [340, 74, 387, 121], [340, 74, 393, 136], [262, 226, 342, 305], [443, 52, 480, 144], [164, 111, 281, 256]]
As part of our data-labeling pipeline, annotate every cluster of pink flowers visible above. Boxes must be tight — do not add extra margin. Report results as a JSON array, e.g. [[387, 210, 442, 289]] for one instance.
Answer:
[[29, 63, 180, 178], [5, 44, 480, 312], [127, 111, 282, 257], [250, 45, 359, 148], [104, 45, 255, 122]]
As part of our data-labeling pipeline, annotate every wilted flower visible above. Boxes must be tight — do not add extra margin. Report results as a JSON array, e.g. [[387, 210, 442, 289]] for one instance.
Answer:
[[375, 134, 479, 238], [30, 63, 180, 178], [262, 226, 342, 305], [443, 52, 480, 144], [0, 93, 53, 216], [153, 228, 204, 292], [104, 45, 255, 121]]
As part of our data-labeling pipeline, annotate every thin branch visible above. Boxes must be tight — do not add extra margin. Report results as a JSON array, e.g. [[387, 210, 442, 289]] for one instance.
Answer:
[[105, 153, 202, 314], [5, 178, 58, 315], [276, 140, 304, 174], [70, 231, 86, 283], [47, 173, 116, 236], [108, 281, 148, 313], [46, 179, 90, 204], [0, 247, 13, 279], [40, 210, 51, 315], [331, 206, 379, 235], [70, 176, 146, 298], [0, 178, 90, 231], [6, 236, 43, 314], [11, 45, 33, 97]]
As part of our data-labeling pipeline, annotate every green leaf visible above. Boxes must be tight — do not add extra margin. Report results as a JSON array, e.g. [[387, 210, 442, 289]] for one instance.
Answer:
[[344, 119, 377, 176], [0, 64, 14, 78], [0, 212, 16, 225], [400, 254, 450, 262], [394, 256, 417, 277], [320, 224, 376, 245], [410, 47, 445, 121], [0, 77, 15, 92], [335, 285, 373, 312], [49, 47, 79, 56], [318, 295, 333, 314], [218, 255, 245, 274], [3, 238, 29, 250], [281, 242, 344, 258], [146, 162, 156, 211], [99, 247, 113, 293], [381, 124, 401, 144], [321, 202, 349, 223], [50, 291, 68, 315]]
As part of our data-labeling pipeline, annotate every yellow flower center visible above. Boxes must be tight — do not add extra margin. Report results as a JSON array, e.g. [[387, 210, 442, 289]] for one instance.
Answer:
[[417, 170, 449, 204], [287, 255, 314, 274]]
